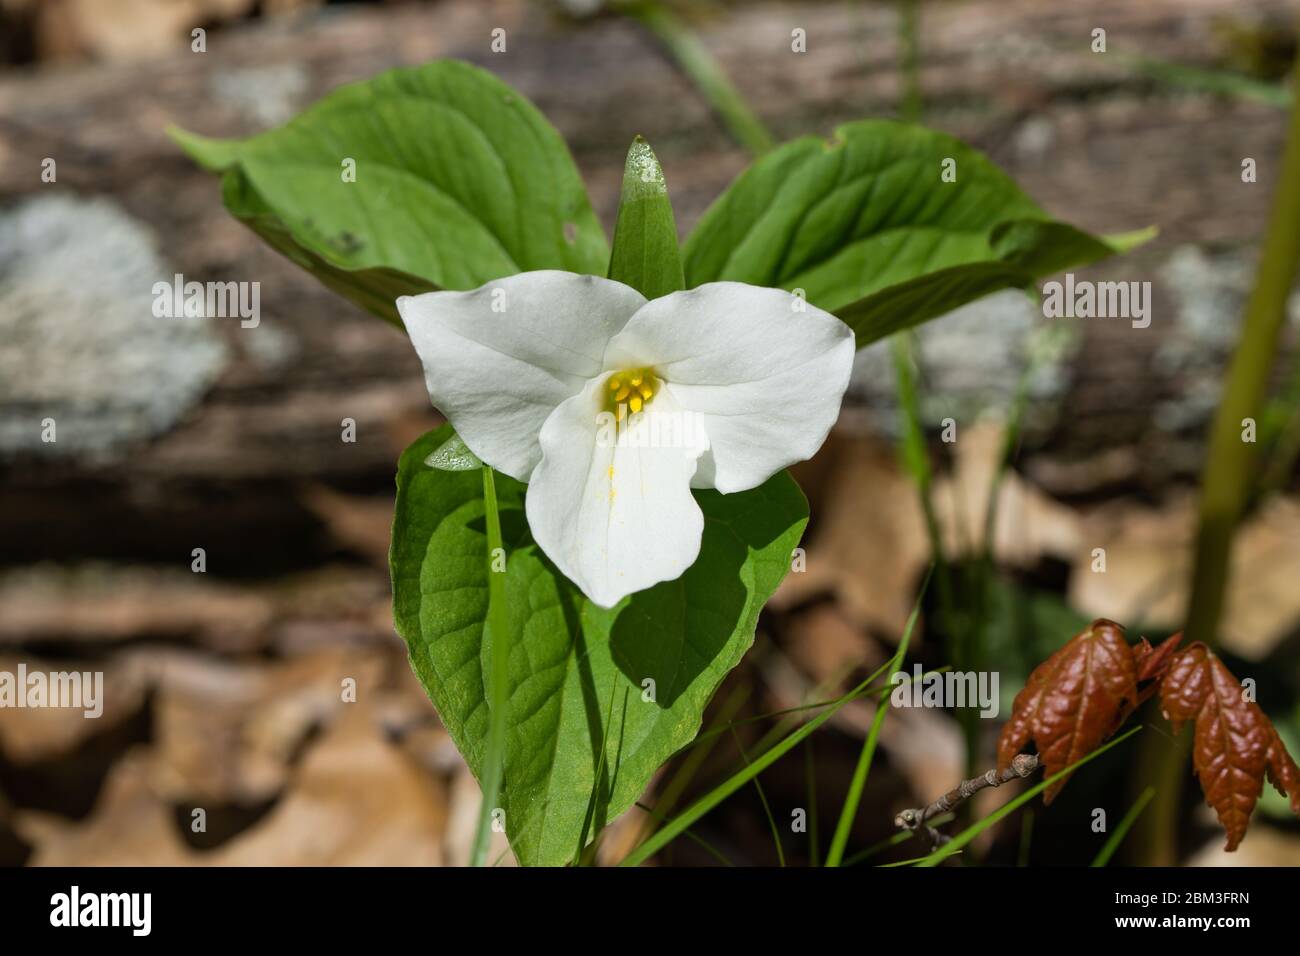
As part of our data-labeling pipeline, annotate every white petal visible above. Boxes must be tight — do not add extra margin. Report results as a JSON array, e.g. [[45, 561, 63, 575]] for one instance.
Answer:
[[525, 378, 708, 608], [603, 282, 854, 493], [397, 271, 647, 481]]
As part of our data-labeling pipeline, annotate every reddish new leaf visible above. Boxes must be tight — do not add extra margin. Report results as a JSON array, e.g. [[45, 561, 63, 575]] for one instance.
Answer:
[[997, 619, 1138, 804], [1134, 632, 1181, 684], [1160, 642, 1300, 851]]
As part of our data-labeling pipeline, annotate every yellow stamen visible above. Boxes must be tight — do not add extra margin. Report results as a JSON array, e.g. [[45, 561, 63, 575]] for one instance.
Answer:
[[603, 367, 659, 417]]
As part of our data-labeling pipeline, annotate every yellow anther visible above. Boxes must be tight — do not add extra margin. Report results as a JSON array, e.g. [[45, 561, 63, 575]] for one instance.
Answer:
[[603, 366, 659, 418]]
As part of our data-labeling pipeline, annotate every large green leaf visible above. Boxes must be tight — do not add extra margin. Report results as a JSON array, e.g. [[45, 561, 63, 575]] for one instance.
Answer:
[[216, 167, 434, 326], [683, 120, 1150, 346], [607, 136, 684, 299], [171, 59, 609, 323], [391, 425, 807, 866]]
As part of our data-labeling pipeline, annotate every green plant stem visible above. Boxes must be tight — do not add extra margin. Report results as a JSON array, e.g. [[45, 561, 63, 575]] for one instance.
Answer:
[[824, 613, 918, 866], [620, 576, 930, 867], [805, 740, 821, 867], [1133, 53, 1300, 866], [730, 727, 786, 865], [842, 813, 953, 866], [1092, 786, 1156, 867], [1016, 808, 1034, 867], [917, 726, 1142, 866], [469, 465, 510, 867], [1123, 54, 1291, 108], [1187, 79, 1300, 644], [630, 684, 748, 854], [633, 802, 735, 866], [891, 335, 971, 778], [622, 1, 775, 157]]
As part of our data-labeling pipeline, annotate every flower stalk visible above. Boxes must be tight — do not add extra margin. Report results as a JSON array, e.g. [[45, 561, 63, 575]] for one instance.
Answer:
[[469, 465, 511, 867], [1134, 48, 1300, 865]]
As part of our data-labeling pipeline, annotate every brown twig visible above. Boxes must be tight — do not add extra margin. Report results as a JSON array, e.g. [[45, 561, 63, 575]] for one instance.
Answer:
[[894, 753, 1041, 848]]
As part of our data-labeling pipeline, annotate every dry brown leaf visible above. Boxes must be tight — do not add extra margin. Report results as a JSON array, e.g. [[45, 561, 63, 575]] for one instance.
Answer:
[[144, 646, 386, 804], [781, 603, 884, 687], [934, 420, 1083, 568], [1070, 494, 1300, 660], [0, 565, 274, 653], [776, 422, 1081, 640], [0, 654, 146, 764], [35, 0, 258, 61], [298, 483, 395, 568], [773, 431, 930, 636], [19, 703, 447, 866]]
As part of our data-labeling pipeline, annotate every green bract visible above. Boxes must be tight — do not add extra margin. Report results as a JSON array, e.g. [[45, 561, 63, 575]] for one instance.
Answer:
[[176, 59, 1144, 865]]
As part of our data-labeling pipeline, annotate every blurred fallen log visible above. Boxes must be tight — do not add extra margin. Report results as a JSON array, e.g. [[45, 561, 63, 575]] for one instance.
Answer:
[[0, 0, 1294, 572]]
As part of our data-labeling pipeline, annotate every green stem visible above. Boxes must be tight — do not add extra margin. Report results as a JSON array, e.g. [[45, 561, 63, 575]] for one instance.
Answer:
[[824, 609, 919, 866], [622, 1, 775, 157], [470, 465, 510, 867], [805, 739, 821, 867], [1133, 53, 1300, 865], [918, 727, 1142, 867], [1092, 786, 1155, 867], [621, 576, 930, 867], [890, 335, 970, 777]]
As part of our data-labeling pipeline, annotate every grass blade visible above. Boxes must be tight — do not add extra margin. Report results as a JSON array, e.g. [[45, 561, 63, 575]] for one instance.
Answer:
[[824, 599, 920, 866], [805, 739, 820, 867], [1017, 808, 1034, 867], [730, 727, 785, 866], [619, 572, 931, 867], [1091, 786, 1156, 867], [622, 1, 774, 156], [915, 725, 1144, 867], [843, 813, 953, 867], [629, 684, 749, 854]]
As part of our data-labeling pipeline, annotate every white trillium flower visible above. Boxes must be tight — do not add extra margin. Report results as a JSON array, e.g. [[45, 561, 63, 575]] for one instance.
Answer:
[[397, 270, 854, 608]]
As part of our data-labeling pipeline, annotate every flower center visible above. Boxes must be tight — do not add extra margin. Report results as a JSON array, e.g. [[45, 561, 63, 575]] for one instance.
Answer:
[[604, 367, 658, 419]]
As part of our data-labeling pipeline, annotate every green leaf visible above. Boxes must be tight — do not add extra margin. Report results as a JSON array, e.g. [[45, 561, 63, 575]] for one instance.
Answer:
[[391, 425, 808, 866], [621, 578, 930, 868], [607, 136, 684, 299], [218, 167, 433, 326], [171, 59, 609, 322], [683, 120, 1150, 347]]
